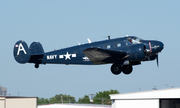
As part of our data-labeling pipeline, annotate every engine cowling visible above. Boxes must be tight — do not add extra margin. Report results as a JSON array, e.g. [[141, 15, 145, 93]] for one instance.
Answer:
[[127, 44, 146, 61], [144, 55, 157, 61]]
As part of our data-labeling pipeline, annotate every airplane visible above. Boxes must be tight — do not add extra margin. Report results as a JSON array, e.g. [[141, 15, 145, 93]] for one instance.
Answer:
[[13, 36, 164, 75]]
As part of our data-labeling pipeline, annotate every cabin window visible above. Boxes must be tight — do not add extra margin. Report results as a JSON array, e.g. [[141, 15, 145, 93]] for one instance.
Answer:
[[123, 40, 129, 46], [114, 43, 121, 47], [103, 45, 111, 49], [107, 45, 111, 49], [132, 37, 143, 44], [126, 42, 129, 45]]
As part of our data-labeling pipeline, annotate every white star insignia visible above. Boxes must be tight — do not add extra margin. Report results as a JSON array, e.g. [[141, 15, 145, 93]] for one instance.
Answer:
[[64, 52, 71, 60]]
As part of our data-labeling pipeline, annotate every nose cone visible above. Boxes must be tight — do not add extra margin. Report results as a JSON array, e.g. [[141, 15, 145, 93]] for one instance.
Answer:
[[152, 41, 164, 53], [158, 41, 164, 51]]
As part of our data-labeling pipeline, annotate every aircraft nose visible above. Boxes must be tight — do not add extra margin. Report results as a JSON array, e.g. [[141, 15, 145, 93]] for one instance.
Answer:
[[154, 41, 164, 53], [144, 40, 164, 54], [158, 41, 164, 51]]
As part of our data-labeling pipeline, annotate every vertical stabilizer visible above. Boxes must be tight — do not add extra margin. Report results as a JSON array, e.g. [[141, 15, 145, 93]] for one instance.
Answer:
[[13, 40, 30, 63], [29, 41, 44, 54]]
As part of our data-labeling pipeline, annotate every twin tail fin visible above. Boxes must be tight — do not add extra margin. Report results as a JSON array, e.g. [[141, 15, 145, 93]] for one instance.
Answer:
[[13, 40, 44, 64]]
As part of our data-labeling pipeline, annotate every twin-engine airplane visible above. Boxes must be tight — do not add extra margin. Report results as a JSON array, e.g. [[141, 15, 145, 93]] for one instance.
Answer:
[[13, 36, 164, 75]]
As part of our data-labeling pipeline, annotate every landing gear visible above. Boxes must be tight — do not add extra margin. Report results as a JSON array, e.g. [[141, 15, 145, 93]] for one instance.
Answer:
[[111, 63, 122, 75], [122, 65, 133, 75], [35, 64, 39, 68], [110, 64, 133, 75]]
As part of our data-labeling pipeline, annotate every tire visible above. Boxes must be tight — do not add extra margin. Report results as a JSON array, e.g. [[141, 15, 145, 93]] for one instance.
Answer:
[[122, 65, 133, 75], [35, 64, 39, 68], [111, 64, 122, 75]]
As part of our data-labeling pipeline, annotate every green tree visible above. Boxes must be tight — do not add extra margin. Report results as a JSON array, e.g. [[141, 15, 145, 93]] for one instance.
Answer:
[[49, 94, 76, 104], [38, 97, 49, 105], [93, 89, 119, 105], [77, 95, 90, 104]]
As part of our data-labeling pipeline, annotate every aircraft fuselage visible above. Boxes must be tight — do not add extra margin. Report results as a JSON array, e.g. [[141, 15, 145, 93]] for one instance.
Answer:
[[42, 36, 164, 65], [13, 36, 164, 75]]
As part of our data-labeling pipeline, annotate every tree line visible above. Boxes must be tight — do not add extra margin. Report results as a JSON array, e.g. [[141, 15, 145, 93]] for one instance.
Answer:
[[38, 89, 119, 105]]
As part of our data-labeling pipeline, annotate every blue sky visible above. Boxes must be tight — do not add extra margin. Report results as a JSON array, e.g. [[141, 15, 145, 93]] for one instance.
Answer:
[[0, 0, 180, 100]]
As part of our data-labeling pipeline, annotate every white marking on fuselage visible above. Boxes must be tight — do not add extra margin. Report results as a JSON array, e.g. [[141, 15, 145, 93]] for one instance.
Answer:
[[152, 45, 160, 49], [83, 57, 90, 61], [59, 55, 64, 59], [64, 52, 71, 60], [17, 43, 27, 55], [59, 52, 76, 60], [47, 55, 57, 60], [72, 54, 76, 57]]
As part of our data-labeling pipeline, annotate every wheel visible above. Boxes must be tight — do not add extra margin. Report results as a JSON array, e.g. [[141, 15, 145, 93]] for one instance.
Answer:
[[122, 65, 133, 75], [111, 64, 122, 75], [35, 64, 39, 68]]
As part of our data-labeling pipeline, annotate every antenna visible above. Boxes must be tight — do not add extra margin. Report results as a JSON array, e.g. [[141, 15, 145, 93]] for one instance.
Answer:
[[76, 41, 81, 45], [108, 36, 110, 40], [87, 38, 91, 43]]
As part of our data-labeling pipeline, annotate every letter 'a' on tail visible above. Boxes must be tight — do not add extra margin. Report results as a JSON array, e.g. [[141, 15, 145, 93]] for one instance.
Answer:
[[13, 40, 30, 64]]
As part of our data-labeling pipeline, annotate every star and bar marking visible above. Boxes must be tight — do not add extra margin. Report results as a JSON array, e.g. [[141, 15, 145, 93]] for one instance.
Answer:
[[47, 52, 76, 60]]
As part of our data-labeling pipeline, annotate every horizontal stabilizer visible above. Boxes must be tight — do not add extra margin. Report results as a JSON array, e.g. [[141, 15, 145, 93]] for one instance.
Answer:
[[28, 54, 44, 64]]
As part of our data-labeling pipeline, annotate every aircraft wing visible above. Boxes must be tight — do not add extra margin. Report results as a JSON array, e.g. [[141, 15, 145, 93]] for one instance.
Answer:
[[83, 48, 127, 64]]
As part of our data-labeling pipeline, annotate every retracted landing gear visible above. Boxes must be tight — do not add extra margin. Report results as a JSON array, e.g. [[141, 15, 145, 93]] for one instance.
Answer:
[[122, 65, 133, 75], [35, 64, 39, 68], [111, 63, 122, 75], [111, 64, 133, 75]]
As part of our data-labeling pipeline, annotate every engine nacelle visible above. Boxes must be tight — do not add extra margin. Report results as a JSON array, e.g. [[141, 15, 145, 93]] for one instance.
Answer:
[[127, 44, 146, 61], [144, 55, 157, 61]]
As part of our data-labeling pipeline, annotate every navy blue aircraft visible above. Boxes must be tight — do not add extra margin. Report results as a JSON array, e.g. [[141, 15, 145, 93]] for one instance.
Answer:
[[13, 36, 164, 75]]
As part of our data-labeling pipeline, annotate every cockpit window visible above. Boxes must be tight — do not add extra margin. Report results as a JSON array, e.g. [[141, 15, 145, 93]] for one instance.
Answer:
[[132, 37, 142, 44]]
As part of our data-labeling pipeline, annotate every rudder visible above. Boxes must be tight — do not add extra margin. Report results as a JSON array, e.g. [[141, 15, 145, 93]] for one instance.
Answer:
[[29, 41, 44, 54], [13, 40, 30, 64], [28, 41, 44, 64]]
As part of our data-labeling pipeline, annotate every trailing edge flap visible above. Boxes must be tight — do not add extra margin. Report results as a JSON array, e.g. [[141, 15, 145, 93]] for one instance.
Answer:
[[83, 48, 126, 64]]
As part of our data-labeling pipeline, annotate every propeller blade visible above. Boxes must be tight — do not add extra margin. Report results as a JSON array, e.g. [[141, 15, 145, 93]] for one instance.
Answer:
[[156, 54, 159, 67], [149, 42, 152, 53]]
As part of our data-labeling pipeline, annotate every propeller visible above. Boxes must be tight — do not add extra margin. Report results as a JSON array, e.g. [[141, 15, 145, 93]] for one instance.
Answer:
[[156, 54, 159, 67], [155, 37, 159, 67], [149, 42, 152, 53], [145, 42, 152, 53], [147, 42, 159, 67]]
